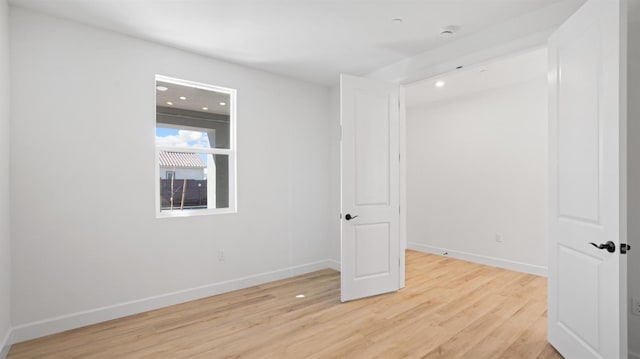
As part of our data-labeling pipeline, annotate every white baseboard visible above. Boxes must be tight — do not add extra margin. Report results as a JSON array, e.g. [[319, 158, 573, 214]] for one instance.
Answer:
[[630, 350, 640, 359], [10, 259, 336, 344], [0, 328, 12, 359], [407, 242, 547, 277], [326, 259, 340, 271]]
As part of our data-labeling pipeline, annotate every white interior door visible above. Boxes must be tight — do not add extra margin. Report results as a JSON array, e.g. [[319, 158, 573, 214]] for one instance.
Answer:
[[548, 0, 628, 358], [340, 74, 401, 302]]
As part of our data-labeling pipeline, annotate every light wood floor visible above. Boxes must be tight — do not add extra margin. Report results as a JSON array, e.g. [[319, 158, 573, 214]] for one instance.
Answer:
[[8, 250, 562, 358]]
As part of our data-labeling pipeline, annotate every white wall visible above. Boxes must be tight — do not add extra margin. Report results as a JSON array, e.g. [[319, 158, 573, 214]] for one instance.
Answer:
[[159, 168, 205, 181], [0, 0, 11, 356], [406, 77, 548, 275], [628, 2, 640, 356], [9, 7, 332, 341], [328, 86, 340, 265]]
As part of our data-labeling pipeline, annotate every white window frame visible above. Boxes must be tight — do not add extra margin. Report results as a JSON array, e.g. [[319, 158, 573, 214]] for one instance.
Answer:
[[154, 75, 237, 218]]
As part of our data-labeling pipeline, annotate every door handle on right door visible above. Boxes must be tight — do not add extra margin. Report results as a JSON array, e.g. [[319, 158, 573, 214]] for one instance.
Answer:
[[589, 241, 616, 253], [345, 214, 358, 221]]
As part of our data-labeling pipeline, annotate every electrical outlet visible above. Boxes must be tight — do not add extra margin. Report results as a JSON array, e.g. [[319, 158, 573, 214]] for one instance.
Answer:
[[633, 297, 640, 316], [218, 250, 225, 262], [495, 233, 503, 243]]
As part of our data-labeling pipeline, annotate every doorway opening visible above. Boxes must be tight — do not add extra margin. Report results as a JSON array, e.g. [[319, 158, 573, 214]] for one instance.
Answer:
[[403, 47, 549, 276]]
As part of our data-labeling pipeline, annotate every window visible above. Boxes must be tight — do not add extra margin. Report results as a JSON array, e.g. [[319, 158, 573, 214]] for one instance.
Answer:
[[155, 75, 236, 216]]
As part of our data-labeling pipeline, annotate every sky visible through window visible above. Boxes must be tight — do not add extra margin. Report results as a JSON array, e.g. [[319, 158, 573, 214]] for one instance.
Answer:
[[156, 127, 211, 164]]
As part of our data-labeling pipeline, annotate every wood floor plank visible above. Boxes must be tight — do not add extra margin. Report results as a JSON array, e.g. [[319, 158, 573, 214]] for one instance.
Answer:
[[499, 310, 556, 359], [7, 250, 562, 358]]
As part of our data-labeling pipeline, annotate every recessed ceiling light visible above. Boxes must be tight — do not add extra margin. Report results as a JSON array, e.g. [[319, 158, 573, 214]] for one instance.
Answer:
[[435, 80, 445, 88], [179, 96, 187, 100], [202, 107, 209, 111], [156, 86, 168, 92], [219, 102, 227, 106], [166, 101, 173, 105]]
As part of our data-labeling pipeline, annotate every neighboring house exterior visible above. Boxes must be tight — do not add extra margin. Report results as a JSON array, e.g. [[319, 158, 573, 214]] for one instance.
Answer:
[[158, 151, 206, 180]]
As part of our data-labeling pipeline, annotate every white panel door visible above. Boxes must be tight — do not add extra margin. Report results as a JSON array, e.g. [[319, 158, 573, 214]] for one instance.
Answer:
[[340, 74, 400, 302], [548, 0, 628, 358]]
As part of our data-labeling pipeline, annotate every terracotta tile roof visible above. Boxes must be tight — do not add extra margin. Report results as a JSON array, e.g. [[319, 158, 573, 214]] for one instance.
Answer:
[[159, 151, 205, 168]]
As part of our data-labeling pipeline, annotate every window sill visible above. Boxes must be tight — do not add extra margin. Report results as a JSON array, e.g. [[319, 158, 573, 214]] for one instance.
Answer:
[[156, 208, 237, 219]]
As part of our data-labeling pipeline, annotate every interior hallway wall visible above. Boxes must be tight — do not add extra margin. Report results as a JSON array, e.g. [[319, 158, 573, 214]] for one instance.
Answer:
[[406, 77, 548, 275], [0, 0, 12, 355]]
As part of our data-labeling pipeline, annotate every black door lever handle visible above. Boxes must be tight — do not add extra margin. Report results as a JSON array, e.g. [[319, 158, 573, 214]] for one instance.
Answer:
[[589, 241, 616, 253], [345, 214, 358, 221]]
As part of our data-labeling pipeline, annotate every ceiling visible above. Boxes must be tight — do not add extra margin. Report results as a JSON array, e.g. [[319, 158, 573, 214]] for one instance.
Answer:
[[11, 0, 577, 86], [406, 47, 547, 107], [156, 80, 231, 115]]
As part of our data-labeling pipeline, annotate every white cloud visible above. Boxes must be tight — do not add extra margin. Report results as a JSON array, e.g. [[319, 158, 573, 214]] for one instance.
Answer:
[[156, 130, 211, 148], [180, 130, 202, 142]]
